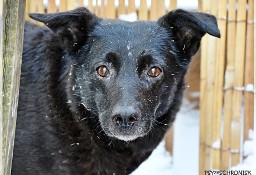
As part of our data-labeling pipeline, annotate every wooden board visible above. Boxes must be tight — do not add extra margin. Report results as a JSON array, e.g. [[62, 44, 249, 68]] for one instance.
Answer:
[[0, 1, 26, 174]]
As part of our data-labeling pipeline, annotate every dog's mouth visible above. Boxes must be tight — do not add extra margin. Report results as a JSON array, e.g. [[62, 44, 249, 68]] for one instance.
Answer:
[[100, 118, 152, 142]]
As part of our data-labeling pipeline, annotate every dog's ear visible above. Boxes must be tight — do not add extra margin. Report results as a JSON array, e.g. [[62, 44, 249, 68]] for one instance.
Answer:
[[158, 9, 220, 57], [29, 7, 100, 52]]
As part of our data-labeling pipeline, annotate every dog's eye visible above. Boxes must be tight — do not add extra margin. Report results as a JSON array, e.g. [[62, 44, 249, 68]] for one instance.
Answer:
[[96, 65, 109, 77], [147, 67, 162, 78]]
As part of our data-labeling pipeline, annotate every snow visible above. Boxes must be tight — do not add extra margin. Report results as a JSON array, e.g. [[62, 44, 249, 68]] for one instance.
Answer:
[[131, 99, 255, 175], [212, 140, 221, 149], [119, 13, 138, 22], [234, 84, 255, 93]]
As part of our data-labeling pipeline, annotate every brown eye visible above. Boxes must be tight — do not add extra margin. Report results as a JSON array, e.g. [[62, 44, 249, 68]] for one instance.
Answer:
[[147, 67, 162, 77], [96, 65, 109, 77]]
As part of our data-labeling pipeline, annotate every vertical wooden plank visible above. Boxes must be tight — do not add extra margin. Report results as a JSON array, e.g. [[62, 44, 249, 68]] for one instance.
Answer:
[[128, 0, 136, 14], [222, 0, 236, 170], [78, 0, 84, 7], [230, 0, 247, 166], [59, 0, 67, 12], [87, 0, 94, 12], [212, 0, 227, 170], [106, 0, 115, 18], [99, 0, 105, 18], [165, 128, 174, 155], [243, 0, 254, 141], [138, 0, 148, 20], [67, 0, 76, 10], [29, 0, 37, 13], [150, 0, 158, 20], [199, 0, 211, 173], [0, 0, 26, 174], [198, 0, 202, 11], [205, 0, 218, 170], [47, 0, 57, 13], [37, 0, 45, 13], [169, 0, 177, 10], [157, 0, 165, 18], [25, 0, 30, 20], [118, 0, 126, 17], [0, 1, 3, 173], [95, 0, 105, 18], [94, 0, 100, 16]]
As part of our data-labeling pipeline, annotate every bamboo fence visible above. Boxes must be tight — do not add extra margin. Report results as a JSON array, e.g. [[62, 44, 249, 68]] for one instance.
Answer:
[[25, 0, 177, 21], [199, 0, 254, 173], [23, 0, 255, 173]]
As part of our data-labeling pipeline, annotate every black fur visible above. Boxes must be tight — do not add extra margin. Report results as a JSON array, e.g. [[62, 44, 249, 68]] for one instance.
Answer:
[[12, 8, 220, 175]]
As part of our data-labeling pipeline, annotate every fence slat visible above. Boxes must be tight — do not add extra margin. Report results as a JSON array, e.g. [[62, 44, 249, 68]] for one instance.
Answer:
[[87, 0, 94, 13], [199, 0, 211, 173], [37, 0, 45, 13], [77, 0, 84, 7], [59, 0, 67, 12], [138, 0, 147, 20], [128, 0, 136, 14], [212, 0, 227, 169], [150, 0, 157, 20], [243, 0, 254, 142], [169, 0, 177, 10], [230, 0, 247, 166], [157, 0, 165, 18], [47, 0, 57, 13], [67, 0, 76, 10], [106, 0, 115, 18], [222, 0, 237, 170], [118, 0, 126, 17], [205, 0, 218, 170]]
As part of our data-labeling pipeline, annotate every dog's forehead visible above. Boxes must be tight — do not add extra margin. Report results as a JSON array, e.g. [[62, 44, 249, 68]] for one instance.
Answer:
[[88, 19, 170, 61], [92, 19, 168, 45]]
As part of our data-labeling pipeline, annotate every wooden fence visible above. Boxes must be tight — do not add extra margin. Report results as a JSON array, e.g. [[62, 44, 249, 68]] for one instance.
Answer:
[[25, 0, 177, 21], [199, 0, 254, 173], [0, 0, 254, 174]]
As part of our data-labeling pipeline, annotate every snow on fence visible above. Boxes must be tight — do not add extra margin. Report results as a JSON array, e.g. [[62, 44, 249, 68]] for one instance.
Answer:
[[0, 0, 254, 174]]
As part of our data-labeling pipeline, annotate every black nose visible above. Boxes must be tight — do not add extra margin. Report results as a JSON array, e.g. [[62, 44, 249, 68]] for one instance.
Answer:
[[112, 114, 138, 127]]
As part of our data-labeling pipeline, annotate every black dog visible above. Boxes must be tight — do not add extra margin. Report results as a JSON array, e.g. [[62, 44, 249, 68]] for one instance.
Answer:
[[12, 8, 220, 175]]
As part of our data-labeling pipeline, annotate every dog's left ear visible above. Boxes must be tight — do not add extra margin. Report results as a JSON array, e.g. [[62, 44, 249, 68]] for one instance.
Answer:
[[158, 9, 220, 57]]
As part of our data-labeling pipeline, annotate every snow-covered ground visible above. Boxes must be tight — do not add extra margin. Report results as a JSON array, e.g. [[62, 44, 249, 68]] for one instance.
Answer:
[[131, 99, 255, 175]]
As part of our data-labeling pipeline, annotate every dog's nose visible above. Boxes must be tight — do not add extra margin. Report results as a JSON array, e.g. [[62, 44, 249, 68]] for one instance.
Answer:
[[112, 114, 137, 127]]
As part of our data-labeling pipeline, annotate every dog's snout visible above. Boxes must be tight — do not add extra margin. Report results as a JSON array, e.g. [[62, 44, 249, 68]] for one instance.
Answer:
[[112, 106, 139, 128], [112, 114, 137, 127]]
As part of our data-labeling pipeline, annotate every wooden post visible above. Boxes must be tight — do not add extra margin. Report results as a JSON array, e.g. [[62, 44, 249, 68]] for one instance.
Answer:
[[0, 1, 26, 175]]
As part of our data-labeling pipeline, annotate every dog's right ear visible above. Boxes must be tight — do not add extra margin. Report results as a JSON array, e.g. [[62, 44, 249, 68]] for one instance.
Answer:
[[29, 7, 100, 52]]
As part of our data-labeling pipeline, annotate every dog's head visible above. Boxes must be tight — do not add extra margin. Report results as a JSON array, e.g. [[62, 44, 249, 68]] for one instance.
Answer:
[[30, 8, 220, 142]]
